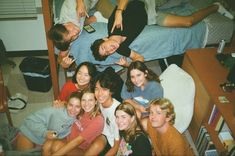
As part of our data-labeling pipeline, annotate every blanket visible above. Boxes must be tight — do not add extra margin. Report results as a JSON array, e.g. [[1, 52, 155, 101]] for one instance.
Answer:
[[68, 2, 206, 71]]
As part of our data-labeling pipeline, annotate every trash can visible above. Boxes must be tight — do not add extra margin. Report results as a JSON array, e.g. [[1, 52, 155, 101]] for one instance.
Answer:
[[19, 57, 52, 92]]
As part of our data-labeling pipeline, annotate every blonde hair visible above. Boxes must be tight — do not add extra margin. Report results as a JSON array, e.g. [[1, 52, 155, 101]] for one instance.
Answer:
[[115, 102, 145, 142], [149, 98, 176, 125], [80, 88, 101, 119]]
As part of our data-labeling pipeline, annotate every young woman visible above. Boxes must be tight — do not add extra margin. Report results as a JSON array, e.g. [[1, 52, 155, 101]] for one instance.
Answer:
[[42, 89, 104, 156], [115, 102, 152, 156], [16, 92, 82, 151], [142, 98, 194, 156], [55, 61, 97, 106], [121, 61, 163, 118]]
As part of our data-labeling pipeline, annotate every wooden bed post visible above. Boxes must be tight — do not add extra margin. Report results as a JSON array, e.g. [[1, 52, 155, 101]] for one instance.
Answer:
[[41, 0, 59, 99]]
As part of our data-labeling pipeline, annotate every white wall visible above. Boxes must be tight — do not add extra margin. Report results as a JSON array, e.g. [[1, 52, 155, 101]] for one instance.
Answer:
[[0, 0, 48, 52]]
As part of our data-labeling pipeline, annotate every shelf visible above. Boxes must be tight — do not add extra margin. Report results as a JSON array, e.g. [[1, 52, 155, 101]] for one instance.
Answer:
[[204, 123, 226, 154]]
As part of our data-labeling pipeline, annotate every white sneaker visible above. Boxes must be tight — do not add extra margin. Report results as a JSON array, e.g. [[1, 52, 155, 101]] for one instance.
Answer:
[[214, 2, 234, 19], [94, 11, 108, 23]]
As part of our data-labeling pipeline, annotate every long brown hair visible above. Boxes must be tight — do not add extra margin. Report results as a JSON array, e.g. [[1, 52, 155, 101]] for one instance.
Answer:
[[115, 102, 146, 142], [126, 61, 160, 92]]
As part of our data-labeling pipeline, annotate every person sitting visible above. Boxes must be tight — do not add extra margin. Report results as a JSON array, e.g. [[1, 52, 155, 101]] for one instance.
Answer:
[[42, 88, 104, 156], [16, 92, 82, 151], [115, 102, 152, 156], [121, 61, 163, 118], [142, 98, 194, 156], [84, 71, 121, 155], [54, 61, 97, 106], [90, 0, 232, 67]]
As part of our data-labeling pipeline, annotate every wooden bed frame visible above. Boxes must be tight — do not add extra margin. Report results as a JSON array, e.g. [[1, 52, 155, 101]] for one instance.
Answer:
[[42, 0, 59, 99]]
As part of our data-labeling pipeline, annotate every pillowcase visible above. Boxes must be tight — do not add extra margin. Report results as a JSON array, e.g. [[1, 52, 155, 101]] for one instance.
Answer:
[[159, 64, 195, 133]]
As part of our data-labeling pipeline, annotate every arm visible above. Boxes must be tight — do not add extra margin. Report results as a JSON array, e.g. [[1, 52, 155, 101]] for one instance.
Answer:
[[105, 139, 120, 156], [76, 0, 88, 18], [111, 0, 129, 33], [124, 99, 146, 113], [57, 51, 75, 68], [52, 135, 85, 156], [129, 50, 144, 62], [116, 50, 144, 67]]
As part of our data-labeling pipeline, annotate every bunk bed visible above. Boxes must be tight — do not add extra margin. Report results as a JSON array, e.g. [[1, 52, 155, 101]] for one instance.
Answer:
[[42, 0, 234, 99]]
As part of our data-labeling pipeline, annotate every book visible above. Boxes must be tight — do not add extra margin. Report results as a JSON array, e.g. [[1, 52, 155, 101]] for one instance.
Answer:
[[204, 149, 219, 156], [196, 126, 207, 149], [218, 131, 235, 150], [208, 105, 218, 124], [214, 116, 224, 132]]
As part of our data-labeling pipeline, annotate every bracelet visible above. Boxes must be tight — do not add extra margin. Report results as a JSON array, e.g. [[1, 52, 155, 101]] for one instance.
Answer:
[[116, 8, 123, 12]]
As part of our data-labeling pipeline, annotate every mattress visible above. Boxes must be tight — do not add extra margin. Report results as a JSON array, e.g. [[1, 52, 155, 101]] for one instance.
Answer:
[[203, 12, 234, 45]]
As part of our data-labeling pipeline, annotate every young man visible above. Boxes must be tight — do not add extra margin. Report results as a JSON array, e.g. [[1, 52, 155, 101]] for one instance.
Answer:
[[84, 71, 121, 155], [142, 98, 194, 155], [91, 0, 233, 67]]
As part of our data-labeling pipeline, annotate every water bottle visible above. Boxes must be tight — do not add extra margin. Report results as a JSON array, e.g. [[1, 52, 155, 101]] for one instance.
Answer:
[[217, 39, 225, 53]]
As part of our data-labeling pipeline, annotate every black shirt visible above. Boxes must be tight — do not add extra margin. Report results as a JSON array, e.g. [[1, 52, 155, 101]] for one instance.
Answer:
[[108, 0, 147, 57]]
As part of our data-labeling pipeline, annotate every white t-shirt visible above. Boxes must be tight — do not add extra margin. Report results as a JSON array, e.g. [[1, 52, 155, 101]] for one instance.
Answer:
[[58, 0, 98, 29], [100, 98, 120, 147]]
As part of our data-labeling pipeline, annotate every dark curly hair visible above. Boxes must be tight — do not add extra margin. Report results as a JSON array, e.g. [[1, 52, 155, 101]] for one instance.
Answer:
[[48, 24, 70, 51], [126, 61, 160, 92], [90, 39, 108, 61]]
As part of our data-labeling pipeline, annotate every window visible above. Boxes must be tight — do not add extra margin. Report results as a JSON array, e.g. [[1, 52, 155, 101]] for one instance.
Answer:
[[0, 0, 37, 19]]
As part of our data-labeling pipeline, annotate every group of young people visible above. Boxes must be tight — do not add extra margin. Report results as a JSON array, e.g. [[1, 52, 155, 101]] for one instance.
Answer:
[[15, 0, 234, 155], [15, 60, 194, 155], [49, 0, 233, 68]]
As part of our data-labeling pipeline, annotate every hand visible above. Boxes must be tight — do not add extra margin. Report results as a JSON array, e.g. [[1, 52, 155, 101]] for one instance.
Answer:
[[76, 0, 89, 19], [46, 131, 57, 140], [111, 11, 123, 33], [115, 57, 129, 67], [61, 52, 76, 68], [139, 105, 146, 113], [53, 100, 66, 108]]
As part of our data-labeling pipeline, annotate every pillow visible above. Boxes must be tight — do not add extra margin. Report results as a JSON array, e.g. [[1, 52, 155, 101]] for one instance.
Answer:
[[159, 64, 195, 133]]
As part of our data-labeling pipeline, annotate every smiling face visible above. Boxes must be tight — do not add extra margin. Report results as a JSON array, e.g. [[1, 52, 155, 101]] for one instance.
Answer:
[[81, 92, 96, 113], [63, 22, 80, 42], [67, 97, 81, 117], [99, 38, 119, 56], [94, 81, 113, 107], [115, 110, 134, 131], [149, 105, 169, 131], [130, 69, 147, 88], [76, 65, 91, 86]]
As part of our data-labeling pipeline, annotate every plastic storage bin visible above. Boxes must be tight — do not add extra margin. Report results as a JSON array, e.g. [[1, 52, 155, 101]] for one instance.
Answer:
[[19, 57, 52, 92]]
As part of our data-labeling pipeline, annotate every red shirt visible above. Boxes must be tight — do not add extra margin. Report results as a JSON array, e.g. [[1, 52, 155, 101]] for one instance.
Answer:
[[67, 112, 104, 149], [58, 81, 77, 101]]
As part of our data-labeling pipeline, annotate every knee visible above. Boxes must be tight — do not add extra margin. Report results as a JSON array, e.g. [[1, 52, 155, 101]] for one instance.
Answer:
[[42, 140, 53, 153], [184, 17, 194, 27], [51, 140, 65, 153]]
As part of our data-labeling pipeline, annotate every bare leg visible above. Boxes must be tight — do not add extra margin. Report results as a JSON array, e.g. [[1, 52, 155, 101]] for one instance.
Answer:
[[84, 135, 107, 156], [16, 134, 35, 151], [162, 4, 218, 27], [42, 140, 54, 156]]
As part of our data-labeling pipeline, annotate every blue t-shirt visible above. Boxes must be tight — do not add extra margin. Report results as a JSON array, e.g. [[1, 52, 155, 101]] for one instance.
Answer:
[[121, 81, 163, 107]]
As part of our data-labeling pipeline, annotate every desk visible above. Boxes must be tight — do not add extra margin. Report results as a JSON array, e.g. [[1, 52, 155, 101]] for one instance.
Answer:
[[182, 48, 235, 154]]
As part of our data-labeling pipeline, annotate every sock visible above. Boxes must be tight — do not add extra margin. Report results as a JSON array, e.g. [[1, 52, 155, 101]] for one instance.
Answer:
[[94, 11, 108, 23], [214, 2, 234, 19]]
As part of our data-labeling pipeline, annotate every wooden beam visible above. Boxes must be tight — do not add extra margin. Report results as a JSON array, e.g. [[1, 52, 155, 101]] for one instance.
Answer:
[[41, 0, 59, 99]]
